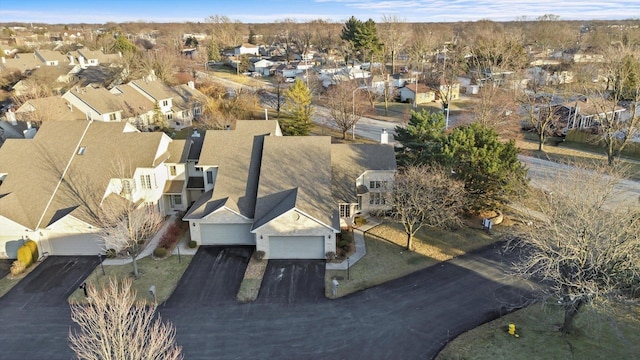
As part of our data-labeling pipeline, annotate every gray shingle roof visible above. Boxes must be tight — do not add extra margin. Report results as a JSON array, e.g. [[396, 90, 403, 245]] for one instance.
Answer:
[[331, 144, 397, 203], [0, 121, 171, 229], [253, 136, 339, 231]]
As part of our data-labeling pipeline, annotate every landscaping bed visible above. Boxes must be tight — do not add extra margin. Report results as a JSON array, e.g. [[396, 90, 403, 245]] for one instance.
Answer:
[[236, 252, 268, 303]]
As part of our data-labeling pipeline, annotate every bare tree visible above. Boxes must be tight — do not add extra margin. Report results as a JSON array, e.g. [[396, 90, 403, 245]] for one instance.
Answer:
[[580, 45, 640, 165], [379, 15, 408, 74], [324, 82, 363, 139], [389, 165, 466, 251], [99, 199, 163, 279], [471, 83, 519, 137], [518, 81, 562, 151], [506, 163, 640, 333], [69, 278, 183, 360]]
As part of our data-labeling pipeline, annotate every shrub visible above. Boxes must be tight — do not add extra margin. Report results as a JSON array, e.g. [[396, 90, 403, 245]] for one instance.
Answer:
[[325, 251, 336, 261], [354, 216, 367, 226], [252, 250, 265, 261], [188, 240, 197, 249], [338, 240, 350, 249], [17, 245, 33, 267], [24, 240, 39, 261], [10, 260, 26, 276], [153, 247, 168, 258], [105, 249, 117, 258]]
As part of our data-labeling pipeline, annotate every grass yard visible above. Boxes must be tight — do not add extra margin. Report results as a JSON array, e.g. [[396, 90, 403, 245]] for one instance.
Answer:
[[68, 255, 192, 304], [437, 302, 640, 360], [236, 255, 268, 303], [326, 221, 501, 298]]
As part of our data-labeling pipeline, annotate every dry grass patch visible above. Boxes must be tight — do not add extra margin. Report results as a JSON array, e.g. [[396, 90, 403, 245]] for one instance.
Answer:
[[437, 302, 640, 360], [68, 255, 192, 304], [326, 221, 503, 298]]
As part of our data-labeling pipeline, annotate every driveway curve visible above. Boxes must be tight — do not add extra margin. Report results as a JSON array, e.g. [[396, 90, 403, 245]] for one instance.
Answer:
[[0, 244, 532, 359]]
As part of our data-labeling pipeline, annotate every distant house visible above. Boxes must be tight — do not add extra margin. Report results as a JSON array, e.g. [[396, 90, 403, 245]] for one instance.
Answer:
[[251, 59, 275, 76], [399, 84, 435, 104], [234, 43, 259, 56], [556, 98, 626, 131]]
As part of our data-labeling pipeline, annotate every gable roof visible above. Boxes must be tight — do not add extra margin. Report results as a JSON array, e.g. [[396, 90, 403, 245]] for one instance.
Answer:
[[0, 121, 171, 229], [64, 85, 123, 115], [331, 144, 397, 203], [130, 79, 176, 102], [15, 96, 86, 122], [253, 136, 339, 231]]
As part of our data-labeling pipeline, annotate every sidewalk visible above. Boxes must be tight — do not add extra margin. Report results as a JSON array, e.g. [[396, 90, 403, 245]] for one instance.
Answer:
[[326, 218, 380, 270], [102, 214, 179, 266]]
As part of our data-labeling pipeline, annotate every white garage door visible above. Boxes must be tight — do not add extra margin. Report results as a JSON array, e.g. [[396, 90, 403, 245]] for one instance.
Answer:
[[48, 234, 103, 256], [269, 236, 325, 259], [200, 224, 254, 245]]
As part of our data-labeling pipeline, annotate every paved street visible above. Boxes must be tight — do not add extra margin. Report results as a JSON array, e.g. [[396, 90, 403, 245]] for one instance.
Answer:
[[0, 243, 533, 360]]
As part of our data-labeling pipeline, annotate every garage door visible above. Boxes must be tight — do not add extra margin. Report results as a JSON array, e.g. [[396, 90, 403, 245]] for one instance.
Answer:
[[268, 236, 325, 259], [48, 234, 103, 256], [200, 224, 254, 245]]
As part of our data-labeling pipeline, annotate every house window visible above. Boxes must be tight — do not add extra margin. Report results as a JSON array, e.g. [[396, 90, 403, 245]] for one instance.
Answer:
[[162, 100, 169, 107], [369, 180, 382, 189], [109, 113, 117, 121], [140, 175, 152, 190], [194, 107, 202, 115], [195, 166, 203, 172], [339, 204, 351, 218], [182, 110, 189, 118], [169, 166, 176, 176], [170, 195, 182, 207], [166, 113, 173, 120], [369, 192, 385, 205], [206, 170, 214, 184], [77, 146, 86, 155], [153, 174, 158, 188], [122, 180, 131, 194]]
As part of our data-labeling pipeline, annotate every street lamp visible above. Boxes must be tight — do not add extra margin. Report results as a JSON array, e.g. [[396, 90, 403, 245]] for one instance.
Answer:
[[347, 256, 350, 280]]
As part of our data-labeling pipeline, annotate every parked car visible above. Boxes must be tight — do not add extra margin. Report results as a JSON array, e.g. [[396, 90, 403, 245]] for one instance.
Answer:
[[285, 77, 295, 83]]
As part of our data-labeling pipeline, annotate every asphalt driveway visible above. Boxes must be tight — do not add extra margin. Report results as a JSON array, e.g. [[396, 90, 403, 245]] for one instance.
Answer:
[[257, 260, 325, 304], [0, 243, 533, 360], [0, 259, 11, 279], [0, 256, 98, 308], [164, 246, 252, 307]]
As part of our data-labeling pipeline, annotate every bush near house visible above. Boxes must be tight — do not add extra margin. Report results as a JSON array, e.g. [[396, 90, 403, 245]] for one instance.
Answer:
[[10, 260, 26, 276], [188, 240, 197, 249], [155, 218, 189, 258], [153, 247, 168, 258], [24, 240, 38, 261], [17, 245, 33, 267]]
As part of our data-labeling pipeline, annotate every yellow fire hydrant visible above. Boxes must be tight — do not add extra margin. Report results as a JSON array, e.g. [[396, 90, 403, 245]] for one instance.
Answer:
[[508, 323, 519, 338]]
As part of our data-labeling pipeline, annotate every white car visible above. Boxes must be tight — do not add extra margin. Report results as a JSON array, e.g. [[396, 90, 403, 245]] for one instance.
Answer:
[[285, 77, 295, 83]]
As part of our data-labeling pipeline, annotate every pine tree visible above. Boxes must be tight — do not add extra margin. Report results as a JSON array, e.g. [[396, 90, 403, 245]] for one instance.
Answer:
[[394, 109, 445, 166], [282, 79, 314, 136]]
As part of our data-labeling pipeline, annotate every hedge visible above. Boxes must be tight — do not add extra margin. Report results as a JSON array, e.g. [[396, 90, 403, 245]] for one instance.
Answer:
[[17, 245, 33, 267], [24, 240, 38, 261]]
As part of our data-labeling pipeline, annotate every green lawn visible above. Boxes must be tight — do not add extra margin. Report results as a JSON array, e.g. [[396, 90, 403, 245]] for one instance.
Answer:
[[68, 255, 192, 304], [326, 221, 501, 298], [437, 302, 640, 360]]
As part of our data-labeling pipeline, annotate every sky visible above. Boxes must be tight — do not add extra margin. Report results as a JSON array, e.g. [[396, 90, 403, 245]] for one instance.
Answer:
[[1, 0, 639, 24]]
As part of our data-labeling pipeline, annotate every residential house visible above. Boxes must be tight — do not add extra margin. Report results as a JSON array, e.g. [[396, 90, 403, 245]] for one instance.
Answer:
[[35, 49, 69, 66], [435, 79, 461, 101], [251, 59, 275, 76], [1, 53, 42, 74], [184, 130, 205, 205], [67, 48, 120, 67], [234, 43, 260, 56], [556, 98, 626, 131], [62, 85, 125, 123], [184, 120, 395, 259], [0, 121, 179, 258], [399, 84, 436, 104], [15, 96, 87, 123]]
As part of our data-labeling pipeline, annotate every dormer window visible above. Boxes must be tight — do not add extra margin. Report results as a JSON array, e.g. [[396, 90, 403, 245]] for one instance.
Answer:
[[162, 100, 169, 107]]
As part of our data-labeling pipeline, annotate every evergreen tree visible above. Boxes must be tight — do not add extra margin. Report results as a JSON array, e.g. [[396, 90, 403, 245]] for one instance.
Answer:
[[113, 34, 137, 54], [394, 109, 445, 166], [282, 79, 314, 135], [340, 16, 383, 62], [248, 28, 257, 45], [207, 42, 221, 62], [439, 123, 527, 211]]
